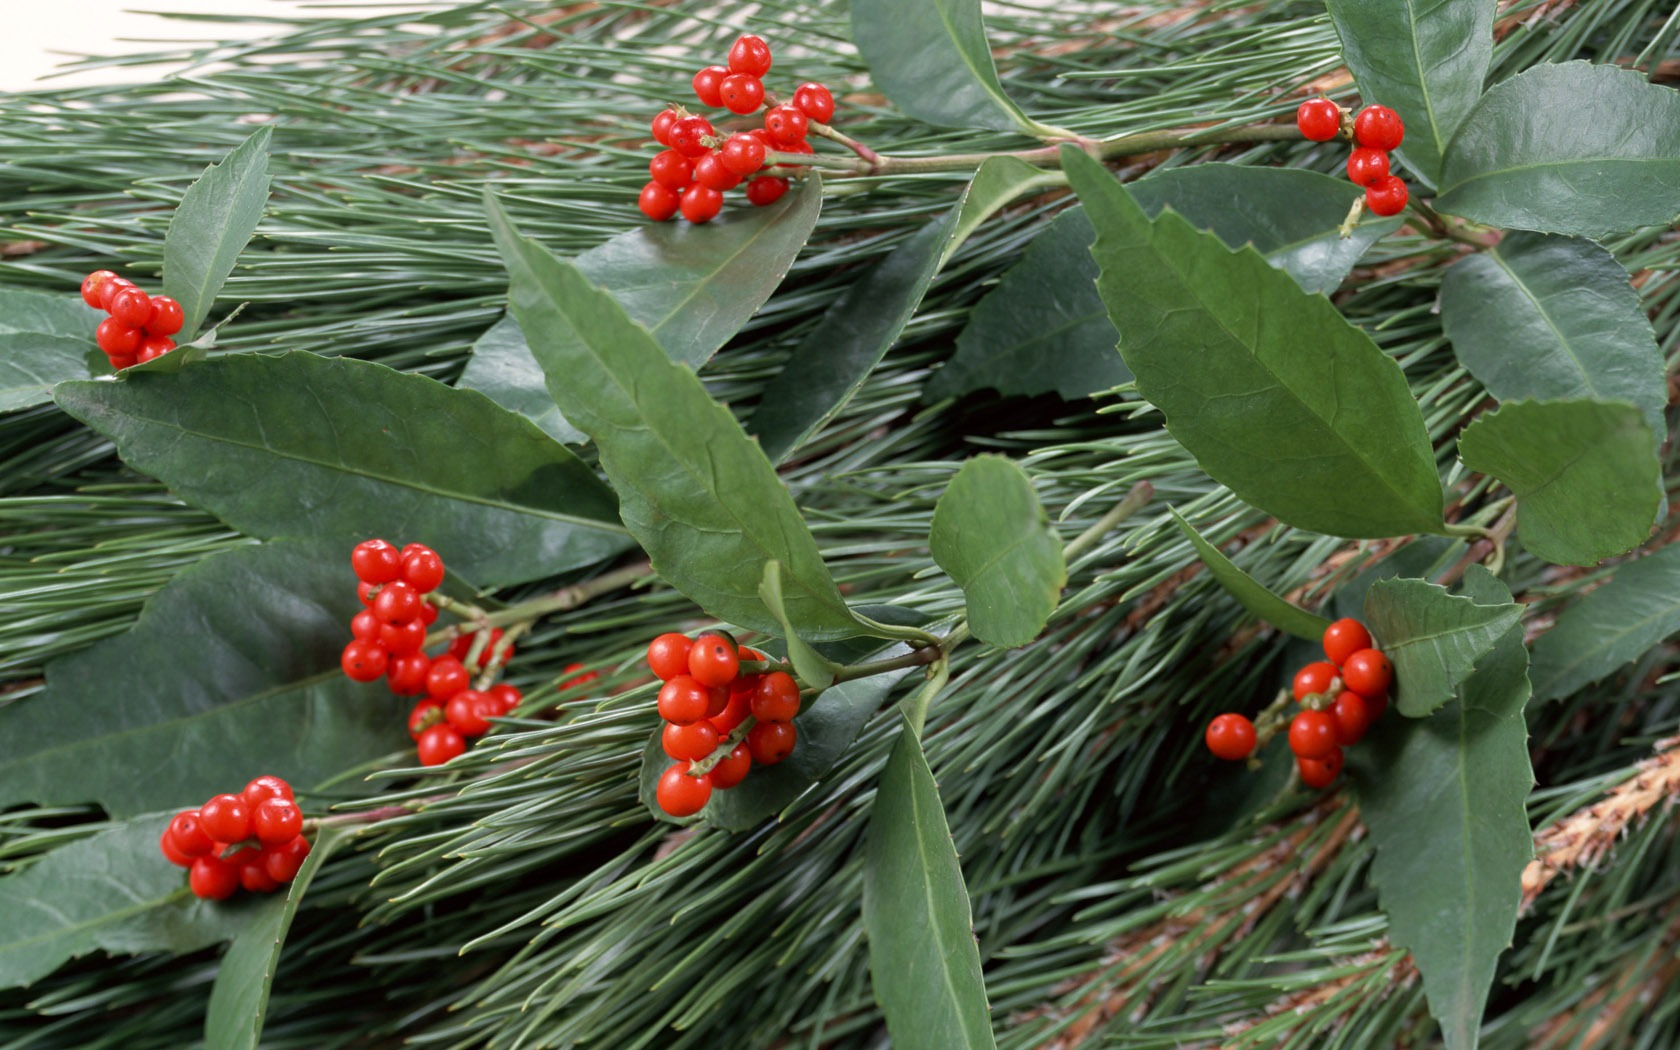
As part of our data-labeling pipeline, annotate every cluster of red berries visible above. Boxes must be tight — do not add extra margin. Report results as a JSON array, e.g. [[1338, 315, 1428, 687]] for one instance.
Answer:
[[157, 775, 311, 900], [639, 33, 836, 224], [649, 630, 802, 817], [1295, 99, 1409, 218], [1205, 618, 1393, 788], [79, 270, 184, 369]]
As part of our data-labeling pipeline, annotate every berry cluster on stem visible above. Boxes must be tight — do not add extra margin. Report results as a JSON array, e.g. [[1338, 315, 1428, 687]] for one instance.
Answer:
[[80, 270, 183, 370], [158, 775, 311, 900], [1295, 99, 1409, 218]]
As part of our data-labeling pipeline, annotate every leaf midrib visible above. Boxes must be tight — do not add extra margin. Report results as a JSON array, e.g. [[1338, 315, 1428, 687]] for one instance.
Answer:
[[0, 882, 191, 957]]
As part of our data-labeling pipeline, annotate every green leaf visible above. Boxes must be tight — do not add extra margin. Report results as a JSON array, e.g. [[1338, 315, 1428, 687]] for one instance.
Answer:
[[929, 455, 1065, 648], [929, 167, 1399, 402], [1169, 508, 1331, 641], [1458, 399, 1661, 566], [850, 0, 1060, 137], [863, 724, 998, 1050], [753, 158, 1058, 461], [0, 283, 107, 411], [1352, 567, 1532, 1050], [1436, 62, 1680, 238], [458, 178, 822, 443], [1362, 574, 1522, 717], [54, 352, 630, 587], [1063, 147, 1444, 539], [638, 647, 917, 829], [0, 540, 405, 816], [485, 193, 857, 639], [758, 561, 840, 690], [1440, 232, 1666, 443], [1326, 0, 1495, 186], [204, 829, 340, 1050], [162, 126, 273, 340], [1530, 544, 1680, 701], [0, 815, 256, 989]]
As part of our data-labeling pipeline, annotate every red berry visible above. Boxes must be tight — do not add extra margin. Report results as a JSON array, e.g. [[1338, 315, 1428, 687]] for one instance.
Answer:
[[379, 617, 427, 657], [1295, 98, 1341, 141], [559, 663, 598, 691], [647, 633, 694, 680], [679, 184, 724, 224], [656, 762, 713, 817], [1354, 105, 1404, 151], [450, 627, 509, 669], [1287, 710, 1339, 761], [649, 149, 694, 190], [159, 826, 195, 867], [96, 317, 142, 357], [687, 632, 739, 687], [81, 270, 119, 310], [108, 353, 138, 371], [98, 276, 136, 311], [744, 176, 788, 206], [189, 855, 240, 900], [341, 639, 389, 682], [253, 798, 303, 845], [747, 720, 797, 765], [694, 152, 742, 192], [109, 286, 152, 328], [199, 794, 252, 844], [1322, 618, 1374, 667], [719, 134, 766, 177], [1331, 691, 1371, 746], [727, 34, 772, 77], [638, 181, 680, 222], [750, 671, 801, 723], [387, 652, 432, 696], [791, 82, 835, 124], [1345, 146, 1390, 187], [426, 655, 470, 699], [147, 296, 184, 336], [241, 775, 293, 807], [1342, 648, 1394, 699], [265, 835, 311, 882], [351, 608, 380, 640], [240, 855, 281, 894], [417, 724, 466, 766], [651, 108, 679, 146], [168, 811, 216, 857], [662, 720, 721, 761], [135, 335, 175, 364], [1298, 748, 1345, 789], [692, 65, 728, 108], [1204, 713, 1257, 761], [711, 690, 751, 734], [658, 675, 712, 725], [1365, 175, 1408, 217], [358, 580, 377, 606], [762, 105, 807, 146], [373, 580, 423, 624], [720, 73, 764, 114], [1292, 661, 1338, 701], [446, 690, 494, 736], [400, 546, 444, 592], [710, 743, 752, 789], [420, 601, 439, 626], [351, 539, 402, 585], [669, 115, 715, 158], [407, 699, 445, 739]]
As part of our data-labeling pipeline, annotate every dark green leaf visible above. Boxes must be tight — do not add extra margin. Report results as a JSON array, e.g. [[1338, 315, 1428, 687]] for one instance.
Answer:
[[0, 540, 405, 816], [754, 158, 1058, 461], [929, 455, 1065, 648], [204, 829, 340, 1050], [162, 126, 273, 339], [1169, 508, 1331, 641], [863, 724, 997, 1050], [1440, 232, 1666, 442], [1327, 0, 1495, 186], [1530, 544, 1680, 701], [486, 194, 857, 639], [459, 179, 822, 443], [54, 352, 630, 587], [1458, 399, 1661, 566], [1436, 62, 1680, 237], [1064, 147, 1444, 538], [0, 815, 256, 989], [0, 287, 103, 412], [1362, 574, 1522, 717], [1353, 567, 1532, 1050], [759, 561, 840, 689]]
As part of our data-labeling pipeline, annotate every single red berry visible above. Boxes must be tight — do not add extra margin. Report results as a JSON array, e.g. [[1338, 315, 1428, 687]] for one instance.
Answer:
[[1365, 175, 1408, 217], [1288, 710, 1339, 761], [199, 794, 253, 844], [679, 184, 724, 224], [1292, 660, 1338, 701], [241, 775, 293, 807], [81, 270, 120, 309], [407, 698, 445, 739], [108, 353, 138, 371], [647, 633, 694, 680], [446, 690, 494, 736], [373, 580, 423, 624], [719, 133, 766, 176], [159, 826, 195, 867], [692, 64, 728, 108], [663, 720, 721, 761], [387, 652, 432, 696], [379, 618, 426, 657], [96, 317, 142, 357], [98, 276, 136, 312], [109, 287, 153, 328], [1342, 648, 1393, 699], [688, 632, 740, 687], [791, 82, 835, 124], [709, 743, 752, 789], [1330, 691, 1371, 746], [720, 73, 764, 114], [426, 655, 470, 699], [694, 152, 742, 192], [651, 108, 679, 146], [762, 105, 808, 145], [135, 335, 175, 364], [265, 835, 311, 882], [168, 811, 216, 857], [240, 855, 281, 894], [253, 797, 303, 846], [669, 115, 716, 158], [747, 720, 797, 765], [658, 675, 713, 725], [147, 296, 184, 336], [1297, 748, 1345, 789], [656, 762, 713, 817], [727, 33, 772, 77], [750, 671, 801, 723], [711, 690, 751, 734], [420, 600, 439, 626], [400, 546, 444, 592], [1354, 105, 1404, 151], [1295, 98, 1341, 141], [189, 856, 240, 900], [417, 724, 466, 766], [649, 149, 694, 190], [1345, 146, 1390, 187], [341, 639, 389, 682], [1322, 618, 1373, 666], [559, 663, 598, 691], [704, 682, 730, 718], [639, 182, 681, 222], [351, 539, 402, 585], [487, 683, 522, 714], [1204, 713, 1257, 761], [350, 609, 380, 642], [744, 176, 788, 206]]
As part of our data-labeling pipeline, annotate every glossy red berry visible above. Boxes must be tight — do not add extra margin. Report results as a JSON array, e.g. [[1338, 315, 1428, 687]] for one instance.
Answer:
[[81, 270, 119, 309], [711, 690, 751, 734], [340, 639, 389, 683], [1365, 175, 1408, 217], [720, 73, 764, 114], [745, 176, 788, 207], [1292, 660, 1338, 701], [719, 134, 766, 177], [1295, 98, 1341, 141], [135, 335, 175, 364], [199, 794, 252, 844], [147, 296, 184, 336], [1342, 648, 1393, 699], [679, 184, 724, 224], [241, 856, 281, 894], [669, 115, 715, 158], [747, 720, 797, 765], [168, 811, 215, 857], [651, 108, 679, 146], [658, 675, 712, 725], [265, 835, 311, 882], [487, 682, 522, 714], [386, 652, 432, 696], [1330, 691, 1371, 746], [1297, 747, 1345, 789], [1204, 713, 1257, 761], [253, 797, 303, 845], [750, 671, 801, 723], [426, 655, 470, 699], [108, 353, 138, 371], [709, 743, 753, 789], [379, 618, 426, 657], [400, 546, 445, 592], [351, 539, 402, 584], [1288, 710, 1339, 761], [372, 580, 423, 624], [190, 856, 240, 900], [656, 763, 713, 817], [647, 633, 694, 680], [241, 775, 293, 807], [763, 105, 807, 145], [662, 720, 721, 761], [688, 632, 739, 687], [446, 690, 494, 736], [159, 826, 195, 867], [96, 317, 142, 357], [1353, 105, 1404, 151], [351, 607, 379, 641], [692, 65, 728, 108], [694, 152, 742, 191], [787, 81, 835, 124], [1322, 618, 1373, 667], [407, 698, 444, 739], [109, 286, 152, 328], [417, 724, 466, 766], [1345, 146, 1390, 187], [727, 34, 772, 77], [639, 182, 680, 222], [649, 149, 694, 189]]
